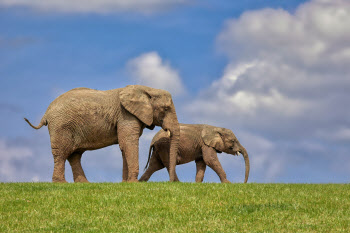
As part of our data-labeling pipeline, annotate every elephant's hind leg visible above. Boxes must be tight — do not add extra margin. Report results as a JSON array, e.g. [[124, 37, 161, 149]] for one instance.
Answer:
[[51, 148, 70, 183], [68, 152, 89, 183], [139, 156, 164, 182], [195, 159, 206, 183]]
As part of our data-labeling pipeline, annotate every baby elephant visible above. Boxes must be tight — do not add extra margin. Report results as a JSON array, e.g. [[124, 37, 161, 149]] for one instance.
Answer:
[[139, 124, 250, 183]]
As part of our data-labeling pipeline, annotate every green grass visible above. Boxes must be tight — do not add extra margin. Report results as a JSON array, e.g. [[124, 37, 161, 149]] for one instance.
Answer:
[[0, 183, 349, 232]]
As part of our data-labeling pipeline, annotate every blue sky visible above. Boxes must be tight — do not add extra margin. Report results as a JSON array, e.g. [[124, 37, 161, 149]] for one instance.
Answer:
[[1, 0, 349, 183]]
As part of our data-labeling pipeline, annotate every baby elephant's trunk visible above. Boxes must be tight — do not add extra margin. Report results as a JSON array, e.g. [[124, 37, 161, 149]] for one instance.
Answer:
[[241, 148, 250, 183]]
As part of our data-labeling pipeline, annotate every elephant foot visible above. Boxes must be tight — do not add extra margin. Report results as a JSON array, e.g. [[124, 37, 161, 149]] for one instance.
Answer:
[[222, 179, 231, 184], [138, 175, 149, 182], [74, 176, 89, 183], [52, 178, 67, 183], [168, 180, 180, 183], [127, 178, 139, 183]]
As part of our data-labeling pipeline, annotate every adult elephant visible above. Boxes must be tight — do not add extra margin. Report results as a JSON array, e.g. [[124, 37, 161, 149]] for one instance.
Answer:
[[24, 85, 180, 183], [140, 124, 249, 183]]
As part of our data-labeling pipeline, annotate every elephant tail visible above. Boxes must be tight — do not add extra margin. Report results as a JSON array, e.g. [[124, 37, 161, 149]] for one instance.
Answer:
[[144, 144, 154, 171], [24, 117, 47, 130]]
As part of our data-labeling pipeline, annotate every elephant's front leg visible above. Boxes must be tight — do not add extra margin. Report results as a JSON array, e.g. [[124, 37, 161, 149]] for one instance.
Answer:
[[121, 151, 128, 182], [160, 154, 180, 182], [202, 146, 230, 183], [164, 163, 180, 181], [165, 167, 180, 181], [195, 159, 206, 183], [118, 122, 142, 182]]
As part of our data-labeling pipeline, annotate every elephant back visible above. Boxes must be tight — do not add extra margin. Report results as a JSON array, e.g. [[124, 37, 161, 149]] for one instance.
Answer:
[[151, 129, 170, 148]]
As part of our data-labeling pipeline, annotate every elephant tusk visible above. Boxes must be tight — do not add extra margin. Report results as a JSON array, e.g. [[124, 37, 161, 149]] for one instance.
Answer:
[[166, 130, 171, 137]]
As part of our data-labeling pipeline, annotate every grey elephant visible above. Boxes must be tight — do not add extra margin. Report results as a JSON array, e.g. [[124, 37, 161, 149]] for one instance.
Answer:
[[25, 85, 180, 183], [139, 124, 250, 183]]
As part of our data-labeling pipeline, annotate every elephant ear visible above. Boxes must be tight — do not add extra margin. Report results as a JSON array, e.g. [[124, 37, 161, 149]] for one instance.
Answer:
[[201, 126, 225, 152], [119, 85, 153, 126]]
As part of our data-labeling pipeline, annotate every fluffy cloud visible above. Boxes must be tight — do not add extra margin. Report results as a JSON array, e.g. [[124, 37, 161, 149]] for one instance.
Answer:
[[196, 61, 309, 117], [217, 0, 350, 69], [186, 0, 350, 181], [0, 0, 189, 14], [0, 139, 33, 181], [127, 52, 185, 96]]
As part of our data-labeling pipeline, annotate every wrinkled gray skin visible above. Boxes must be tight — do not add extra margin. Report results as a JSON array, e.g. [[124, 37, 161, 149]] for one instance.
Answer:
[[140, 124, 250, 183], [25, 85, 180, 183]]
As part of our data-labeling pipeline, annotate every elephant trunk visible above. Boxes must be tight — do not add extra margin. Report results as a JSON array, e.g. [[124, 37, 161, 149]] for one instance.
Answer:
[[168, 127, 180, 181], [162, 107, 180, 182], [241, 147, 250, 183]]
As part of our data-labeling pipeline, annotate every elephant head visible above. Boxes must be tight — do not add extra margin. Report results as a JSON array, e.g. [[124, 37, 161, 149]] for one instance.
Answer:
[[119, 85, 180, 181], [201, 126, 250, 183]]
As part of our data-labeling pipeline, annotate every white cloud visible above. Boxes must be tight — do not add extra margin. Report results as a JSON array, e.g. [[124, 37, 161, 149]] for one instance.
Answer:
[[317, 127, 350, 142], [0, 0, 189, 14], [217, 0, 350, 69], [0, 139, 33, 181], [212, 61, 258, 92], [187, 61, 309, 120], [127, 52, 185, 96], [31, 175, 40, 182], [334, 128, 350, 141]]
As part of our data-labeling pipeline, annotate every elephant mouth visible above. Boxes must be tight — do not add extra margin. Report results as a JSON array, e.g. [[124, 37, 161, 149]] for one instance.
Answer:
[[233, 150, 241, 156], [162, 127, 172, 137], [229, 147, 240, 155]]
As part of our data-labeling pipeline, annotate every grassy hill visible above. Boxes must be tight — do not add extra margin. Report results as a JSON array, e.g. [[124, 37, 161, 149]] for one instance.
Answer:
[[0, 183, 349, 232]]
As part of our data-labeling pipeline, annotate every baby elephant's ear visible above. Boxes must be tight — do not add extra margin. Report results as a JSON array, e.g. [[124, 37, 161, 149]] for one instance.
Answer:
[[119, 85, 153, 126], [201, 126, 225, 152]]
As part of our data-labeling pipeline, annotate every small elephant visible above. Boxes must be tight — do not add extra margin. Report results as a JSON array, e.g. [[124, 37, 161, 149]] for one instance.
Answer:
[[139, 124, 250, 183], [25, 85, 180, 183]]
